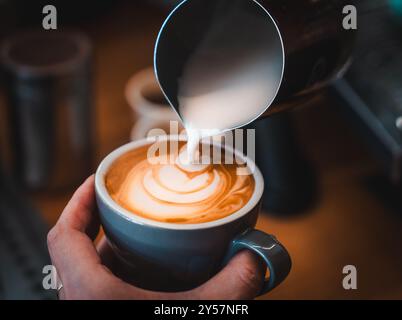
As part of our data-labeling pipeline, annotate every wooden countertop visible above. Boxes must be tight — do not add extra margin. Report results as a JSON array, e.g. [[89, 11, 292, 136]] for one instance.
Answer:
[[24, 2, 402, 300]]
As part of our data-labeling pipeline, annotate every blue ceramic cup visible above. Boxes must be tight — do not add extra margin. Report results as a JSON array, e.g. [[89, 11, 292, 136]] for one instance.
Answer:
[[95, 136, 291, 294]]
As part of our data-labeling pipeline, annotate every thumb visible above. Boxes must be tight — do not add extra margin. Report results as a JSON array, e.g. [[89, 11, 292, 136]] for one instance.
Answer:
[[193, 250, 266, 300]]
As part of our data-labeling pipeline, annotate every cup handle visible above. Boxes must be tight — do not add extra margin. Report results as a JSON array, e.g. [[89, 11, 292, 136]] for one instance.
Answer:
[[223, 229, 292, 295]]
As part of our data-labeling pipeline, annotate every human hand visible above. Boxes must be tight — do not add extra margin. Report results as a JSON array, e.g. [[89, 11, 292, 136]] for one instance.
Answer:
[[47, 175, 266, 300]]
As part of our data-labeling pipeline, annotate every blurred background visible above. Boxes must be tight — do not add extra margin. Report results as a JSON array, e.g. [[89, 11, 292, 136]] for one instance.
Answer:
[[0, 0, 402, 299]]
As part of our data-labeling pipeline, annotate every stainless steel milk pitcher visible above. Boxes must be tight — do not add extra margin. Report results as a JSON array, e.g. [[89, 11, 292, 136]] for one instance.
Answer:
[[154, 0, 356, 119]]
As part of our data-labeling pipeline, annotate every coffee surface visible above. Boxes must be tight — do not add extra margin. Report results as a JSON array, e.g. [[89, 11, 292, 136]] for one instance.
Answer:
[[105, 142, 255, 224]]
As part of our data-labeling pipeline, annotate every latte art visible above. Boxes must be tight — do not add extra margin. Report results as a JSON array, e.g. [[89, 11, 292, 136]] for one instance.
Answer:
[[105, 143, 255, 224]]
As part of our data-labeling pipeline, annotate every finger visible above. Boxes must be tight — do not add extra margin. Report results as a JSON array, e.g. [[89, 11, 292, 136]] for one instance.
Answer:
[[58, 175, 100, 240], [47, 176, 106, 297], [48, 177, 177, 300], [90, 249, 266, 300], [191, 250, 266, 300]]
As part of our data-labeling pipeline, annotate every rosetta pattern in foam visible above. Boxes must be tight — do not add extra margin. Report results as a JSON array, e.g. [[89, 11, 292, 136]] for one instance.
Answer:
[[107, 147, 255, 224]]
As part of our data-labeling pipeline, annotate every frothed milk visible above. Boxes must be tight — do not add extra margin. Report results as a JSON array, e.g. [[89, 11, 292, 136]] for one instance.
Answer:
[[175, 6, 283, 161]]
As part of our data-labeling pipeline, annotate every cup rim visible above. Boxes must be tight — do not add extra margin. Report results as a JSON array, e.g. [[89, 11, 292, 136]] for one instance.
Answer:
[[95, 135, 264, 230]]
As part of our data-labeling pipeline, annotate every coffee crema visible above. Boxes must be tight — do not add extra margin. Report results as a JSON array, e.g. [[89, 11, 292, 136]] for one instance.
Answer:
[[105, 143, 255, 224]]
